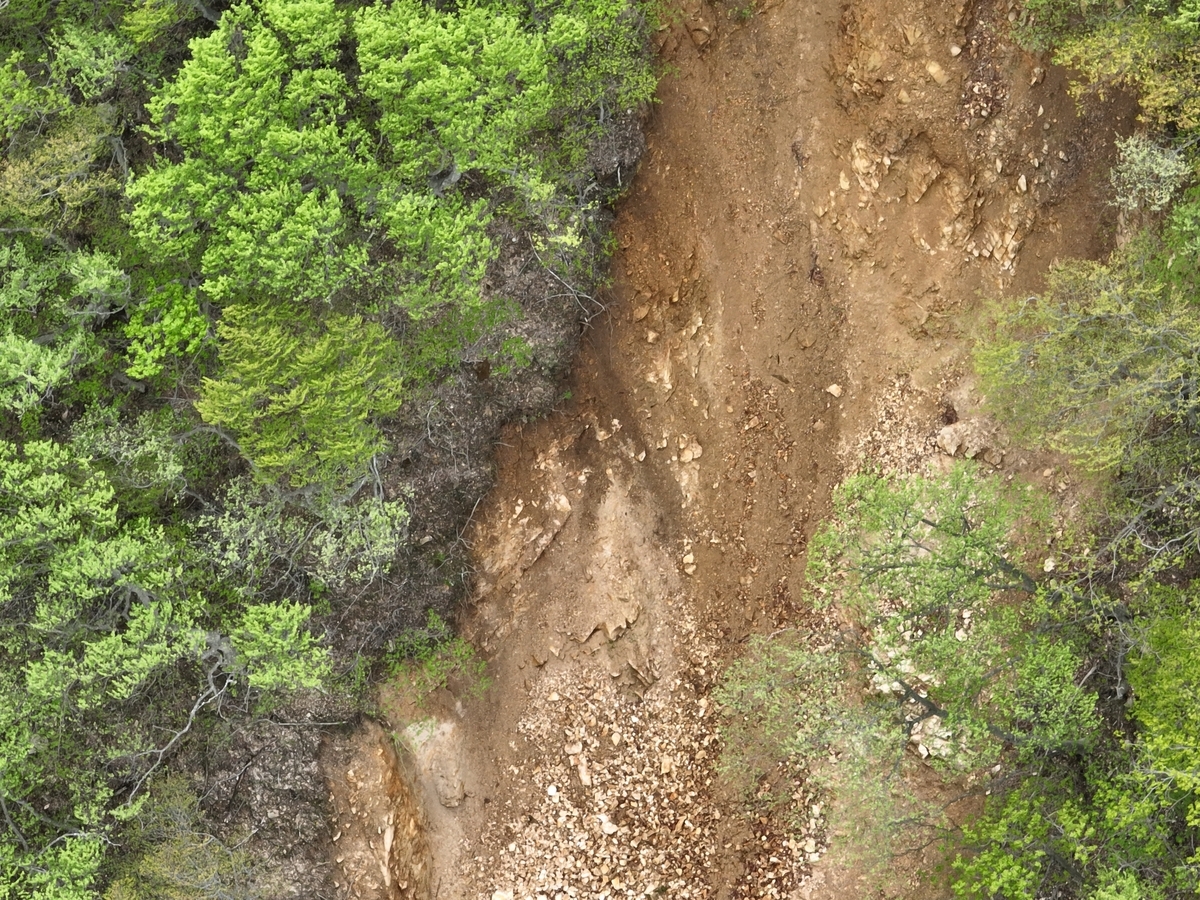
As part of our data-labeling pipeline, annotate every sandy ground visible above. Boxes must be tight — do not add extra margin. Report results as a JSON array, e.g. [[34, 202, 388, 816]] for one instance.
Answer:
[[323, 0, 1135, 895]]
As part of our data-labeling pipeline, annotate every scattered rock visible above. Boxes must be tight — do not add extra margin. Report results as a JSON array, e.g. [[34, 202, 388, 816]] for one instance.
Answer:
[[949, 44, 961, 56], [925, 60, 950, 85], [825, 383, 844, 398], [689, 22, 711, 47], [936, 418, 1007, 466], [633, 305, 650, 321]]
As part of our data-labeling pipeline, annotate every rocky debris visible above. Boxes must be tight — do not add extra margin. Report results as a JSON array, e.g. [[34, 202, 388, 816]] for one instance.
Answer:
[[846, 375, 939, 475], [323, 720, 432, 900], [965, 209, 1034, 272], [467, 651, 821, 900], [909, 715, 957, 760], [677, 434, 704, 462], [935, 417, 1005, 466]]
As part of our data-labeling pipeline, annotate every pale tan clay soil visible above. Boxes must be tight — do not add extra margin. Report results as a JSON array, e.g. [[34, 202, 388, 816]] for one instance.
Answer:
[[323, 0, 1136, 895]]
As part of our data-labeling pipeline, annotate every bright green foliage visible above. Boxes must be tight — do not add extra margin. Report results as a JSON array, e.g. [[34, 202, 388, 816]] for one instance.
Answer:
[[0, 436, 334, 899], [377, 193, 496, 321], [1058, 13, 1200, 132], [122, 282, 209, 381], [355, 1, 555, 184], [49, 24, 132, 101], [126, 0, 373, 307], [195, 306, 402, 487], [955, 755, 1193, 899], [806, 465, 1095, 758], [976, 254, 1200, 473], [120, 0, 192, 50], [0, 51, 66, 141], [808, 463, 1039, 615], [232, 601, 329, 691], [1127, 598, 1200, 865], [0, 0, 659, 892], [543, 0, 658, 121]]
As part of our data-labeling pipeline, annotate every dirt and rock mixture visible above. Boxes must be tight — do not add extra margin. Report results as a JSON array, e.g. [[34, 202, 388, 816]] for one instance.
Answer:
[[322, 0, 1133, 895]]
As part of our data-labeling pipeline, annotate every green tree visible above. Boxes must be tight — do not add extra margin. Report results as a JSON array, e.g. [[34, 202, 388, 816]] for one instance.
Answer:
[[0, 238, 128, 415], [0, 437, 331, 899], [805, 464, 1093, 759], [195, 305, 403, 487]]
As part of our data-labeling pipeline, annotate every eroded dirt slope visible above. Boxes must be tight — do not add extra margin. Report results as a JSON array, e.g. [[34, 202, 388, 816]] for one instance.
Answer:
[[332, 0, 1133, 895]]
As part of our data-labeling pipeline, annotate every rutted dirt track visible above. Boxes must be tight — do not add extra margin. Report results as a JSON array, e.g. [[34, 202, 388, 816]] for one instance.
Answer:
[[327, 0, 1132, 894]]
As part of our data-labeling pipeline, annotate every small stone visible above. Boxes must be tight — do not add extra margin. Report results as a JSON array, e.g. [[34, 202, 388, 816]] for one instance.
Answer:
[[611, 732, 622, 746], [897, 89, 910, 104], [661, 754, 674, 775], [689, 24, 711, 47], [1037, 105, 1044, 117], [949, 44, 962, 56], [825, 383, 843, 398], [1044, 557, 1056, 573], [633, 305, 650, 321], [547, 784, 558, 796], [926, 60, 950, 85], [493, 891, 515, 900], [682, 553, 695, 565], [565, 742, 583, 756], [839, 171, 851, 191], [995, 158, 1002, 174], [647, 330, 659, 343], [548, 692, 560, 702], [1017, 174, 1028, 193]]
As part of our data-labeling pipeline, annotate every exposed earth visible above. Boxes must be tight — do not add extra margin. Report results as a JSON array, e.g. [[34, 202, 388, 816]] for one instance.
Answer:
[[322, 0, 1135, 895]]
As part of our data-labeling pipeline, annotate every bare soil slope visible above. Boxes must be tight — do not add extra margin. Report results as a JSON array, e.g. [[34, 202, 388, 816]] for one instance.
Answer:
[[329, 0, 1134, 895]]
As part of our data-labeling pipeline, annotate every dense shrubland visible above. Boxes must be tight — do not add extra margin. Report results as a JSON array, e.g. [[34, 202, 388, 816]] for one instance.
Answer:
[[717, 4, 1200, 898], [0, 0, 655, 895]]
